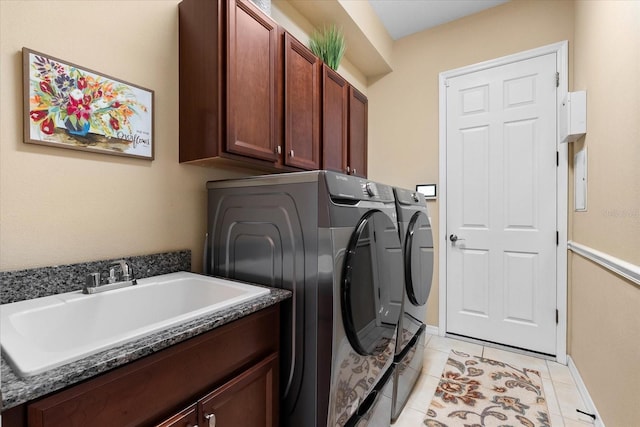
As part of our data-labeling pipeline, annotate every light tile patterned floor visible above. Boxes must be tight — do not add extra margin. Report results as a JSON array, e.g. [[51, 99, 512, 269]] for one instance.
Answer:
[[393, 334, 596, 427]]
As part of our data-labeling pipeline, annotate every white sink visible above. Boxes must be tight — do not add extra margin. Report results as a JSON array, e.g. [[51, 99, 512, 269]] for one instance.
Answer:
[[0, 272, 269, 377]]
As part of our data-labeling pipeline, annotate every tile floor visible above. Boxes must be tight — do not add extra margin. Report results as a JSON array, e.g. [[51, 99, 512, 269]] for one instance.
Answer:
[[393, 333, 596, 427]]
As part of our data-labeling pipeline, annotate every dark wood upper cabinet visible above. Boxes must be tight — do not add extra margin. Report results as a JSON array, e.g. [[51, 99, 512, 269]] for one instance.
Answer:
[[179, 0, 279, 165], [226, 0, 279, 162], [179, 0, 367, 174], [283, 33, 321, 170], [348, 86, 368, 178], [321, 64, 348, 174]]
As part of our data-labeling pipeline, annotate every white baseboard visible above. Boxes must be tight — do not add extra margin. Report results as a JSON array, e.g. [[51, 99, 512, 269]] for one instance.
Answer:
[[425, 324, 440, 336], [567, 355, 605, 427]]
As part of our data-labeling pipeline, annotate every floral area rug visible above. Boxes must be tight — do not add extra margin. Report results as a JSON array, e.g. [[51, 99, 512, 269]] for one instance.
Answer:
[[424, 350, 551, 427]]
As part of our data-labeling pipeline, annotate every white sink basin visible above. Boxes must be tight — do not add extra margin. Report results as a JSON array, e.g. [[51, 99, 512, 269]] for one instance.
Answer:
[[0, 272, 269, 377]]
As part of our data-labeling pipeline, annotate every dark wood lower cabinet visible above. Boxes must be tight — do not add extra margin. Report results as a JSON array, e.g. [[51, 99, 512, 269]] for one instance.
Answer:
[[198, 353, 278, 427], [156, 353, 278, 427], [4, 305, 280, 427]]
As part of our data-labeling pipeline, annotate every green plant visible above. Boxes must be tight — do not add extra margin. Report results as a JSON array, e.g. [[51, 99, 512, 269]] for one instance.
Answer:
[[309, 25, 346, 71]]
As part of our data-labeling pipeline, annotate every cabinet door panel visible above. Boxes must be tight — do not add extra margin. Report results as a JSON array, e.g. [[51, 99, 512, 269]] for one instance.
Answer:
[[155, 405, 198, 427], [321, 65, 348, 173], [284, 33, 320, 170], [227, 0, 278, 162], [348, 86, 368, 178], [199, 353, 279, 427]]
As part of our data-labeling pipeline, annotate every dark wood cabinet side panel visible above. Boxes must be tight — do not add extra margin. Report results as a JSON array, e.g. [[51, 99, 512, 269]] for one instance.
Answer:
[[226, 0, 279, 162], [348, 86, 368, 178], [26, 306, 279, 427], [178, 0, 223, 162], [284, 33, 320, 170], [2, 404, 27, 427], [199, 353, 279, 427], [321, 65, 348, 173]]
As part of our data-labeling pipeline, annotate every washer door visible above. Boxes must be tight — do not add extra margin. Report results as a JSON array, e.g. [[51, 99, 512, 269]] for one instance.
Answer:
[[404, 211, 434, 306], [342, 210, 403, 356]]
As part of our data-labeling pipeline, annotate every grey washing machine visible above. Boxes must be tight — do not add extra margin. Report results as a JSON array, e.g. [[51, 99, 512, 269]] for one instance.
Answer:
[[205, 171, 404, 427], [390, 187, 434, 422]]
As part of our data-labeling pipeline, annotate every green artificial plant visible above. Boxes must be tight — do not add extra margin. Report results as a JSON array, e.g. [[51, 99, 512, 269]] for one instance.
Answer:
[[309, 25, 346, 71]]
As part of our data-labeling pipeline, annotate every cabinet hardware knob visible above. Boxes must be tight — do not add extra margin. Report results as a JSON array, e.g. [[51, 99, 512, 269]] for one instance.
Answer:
[[353, 168, 357, 175], [204, 413, 216, 427], [346, 166, 351, 173], [289, 150, 294, 157], [276, 146, 282, 154]]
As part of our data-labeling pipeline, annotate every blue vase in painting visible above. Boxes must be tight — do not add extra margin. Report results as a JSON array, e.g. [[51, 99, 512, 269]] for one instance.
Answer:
[[65, 119, 90, 137]]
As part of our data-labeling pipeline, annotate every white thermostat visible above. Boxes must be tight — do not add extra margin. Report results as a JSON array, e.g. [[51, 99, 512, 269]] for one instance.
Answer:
[[416, 184, 437, 199]]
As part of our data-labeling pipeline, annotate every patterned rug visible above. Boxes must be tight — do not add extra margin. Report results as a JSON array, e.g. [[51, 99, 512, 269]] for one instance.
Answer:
[[424, 350, 551, 427]]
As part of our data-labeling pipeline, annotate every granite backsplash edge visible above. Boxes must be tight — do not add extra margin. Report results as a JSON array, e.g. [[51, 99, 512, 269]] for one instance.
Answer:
[[0, 250, 191, 304]]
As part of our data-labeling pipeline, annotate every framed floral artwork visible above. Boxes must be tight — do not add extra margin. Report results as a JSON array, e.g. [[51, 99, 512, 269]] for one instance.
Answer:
[[23, 48, 154, 160]]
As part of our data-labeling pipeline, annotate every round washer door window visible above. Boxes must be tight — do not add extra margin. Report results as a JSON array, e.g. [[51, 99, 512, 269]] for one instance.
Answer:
[[404, 211, 434, 306], [341, 210, 403, 356]]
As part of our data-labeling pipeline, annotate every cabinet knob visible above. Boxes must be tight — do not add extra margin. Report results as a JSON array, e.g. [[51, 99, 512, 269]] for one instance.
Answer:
[[289, 150, 294, 157], [276, 146, 282, 154], [204, 413, 216, 427], [353, 168, 357, 175], [346, 166, 351, 174]]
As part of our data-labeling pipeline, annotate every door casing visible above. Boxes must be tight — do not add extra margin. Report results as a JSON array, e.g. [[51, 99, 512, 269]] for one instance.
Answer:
[[438, 41, 568, 364]]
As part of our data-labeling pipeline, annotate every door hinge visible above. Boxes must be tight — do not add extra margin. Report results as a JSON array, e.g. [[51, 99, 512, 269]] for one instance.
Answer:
[[556, 151, 559, 166], [556, 231, 559, 245], [556, 309, 559, 324], [444, 79, 450, 88], [555, 72, 560, 87]]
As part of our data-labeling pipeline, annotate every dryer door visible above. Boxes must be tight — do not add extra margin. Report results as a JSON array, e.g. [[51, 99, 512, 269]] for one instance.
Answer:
[[404, 211, 434, 306], [342, 210, 403, 356]]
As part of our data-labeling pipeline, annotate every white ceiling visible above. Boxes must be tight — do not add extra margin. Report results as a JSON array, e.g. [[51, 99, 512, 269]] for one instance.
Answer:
[[369, 0, 509, 40]]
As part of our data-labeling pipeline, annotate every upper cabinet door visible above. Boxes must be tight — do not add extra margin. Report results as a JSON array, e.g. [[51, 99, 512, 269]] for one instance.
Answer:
[[321, 65, 348, 174], [226, 0, 279, 162], [284, 33, 321, 170], [348, 86, 368, 178]]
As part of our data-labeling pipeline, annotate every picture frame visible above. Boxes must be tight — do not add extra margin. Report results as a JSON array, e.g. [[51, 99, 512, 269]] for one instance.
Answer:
[[23, 48, 154, 160]]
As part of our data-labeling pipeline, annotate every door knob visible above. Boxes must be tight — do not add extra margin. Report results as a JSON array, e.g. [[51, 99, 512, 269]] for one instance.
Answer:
[[449, 234, 466, 243]]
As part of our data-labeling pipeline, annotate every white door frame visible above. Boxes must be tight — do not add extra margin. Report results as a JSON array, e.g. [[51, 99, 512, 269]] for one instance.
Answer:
[[438, 41, 568, 364]]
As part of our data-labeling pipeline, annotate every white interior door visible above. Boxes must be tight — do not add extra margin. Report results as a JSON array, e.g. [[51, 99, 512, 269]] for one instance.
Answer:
[[445, 52, 558, 355]]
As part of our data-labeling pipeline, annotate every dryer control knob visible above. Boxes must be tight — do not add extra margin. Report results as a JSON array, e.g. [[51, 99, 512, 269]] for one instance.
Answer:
[[412, 193, 420, 203], [365, 182, 378, 197]]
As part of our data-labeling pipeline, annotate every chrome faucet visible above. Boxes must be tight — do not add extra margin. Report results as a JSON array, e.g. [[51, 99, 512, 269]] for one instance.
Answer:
[[83, 259, 137, 294]]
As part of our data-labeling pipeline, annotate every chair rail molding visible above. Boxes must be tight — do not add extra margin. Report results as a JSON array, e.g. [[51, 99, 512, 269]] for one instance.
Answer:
[[567, 241, 640, 287]]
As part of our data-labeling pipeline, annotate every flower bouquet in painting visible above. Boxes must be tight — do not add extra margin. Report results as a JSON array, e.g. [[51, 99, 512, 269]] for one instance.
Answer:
[[24, 48, 154, 159]]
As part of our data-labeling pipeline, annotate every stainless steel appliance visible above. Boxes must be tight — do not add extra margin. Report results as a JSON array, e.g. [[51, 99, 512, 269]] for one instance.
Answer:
[[390, 187, 434, 422], [205, 171, 404, 427]]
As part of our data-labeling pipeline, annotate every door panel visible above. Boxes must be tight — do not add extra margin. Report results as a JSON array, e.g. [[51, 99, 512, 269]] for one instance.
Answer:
[[446, 53, 557, 354], [226, 0, 278, 161], [348, 86, 368, 177], [322, 65, 348, 173], [284, 33, 320, 169]]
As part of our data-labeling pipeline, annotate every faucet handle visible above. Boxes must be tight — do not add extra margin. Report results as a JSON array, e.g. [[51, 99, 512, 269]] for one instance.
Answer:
[[85, 272, 101, 291], [111, 259, 133, 281]]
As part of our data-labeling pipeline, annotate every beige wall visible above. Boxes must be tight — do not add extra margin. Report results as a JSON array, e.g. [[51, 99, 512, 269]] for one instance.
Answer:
[[0, 0, 256, 272], [570, 1, 640, 425], [367, 0, 575, 326]]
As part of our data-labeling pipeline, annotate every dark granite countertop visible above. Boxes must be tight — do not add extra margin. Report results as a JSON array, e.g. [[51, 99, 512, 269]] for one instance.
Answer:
[[1, 287, 291, 410]]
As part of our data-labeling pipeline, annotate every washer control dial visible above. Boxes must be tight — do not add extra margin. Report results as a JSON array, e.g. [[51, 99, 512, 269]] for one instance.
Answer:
[[365, 182, 378, 197]]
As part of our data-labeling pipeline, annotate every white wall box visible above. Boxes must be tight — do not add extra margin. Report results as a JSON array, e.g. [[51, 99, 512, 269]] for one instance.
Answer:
[[560, 90, 587, 143]]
